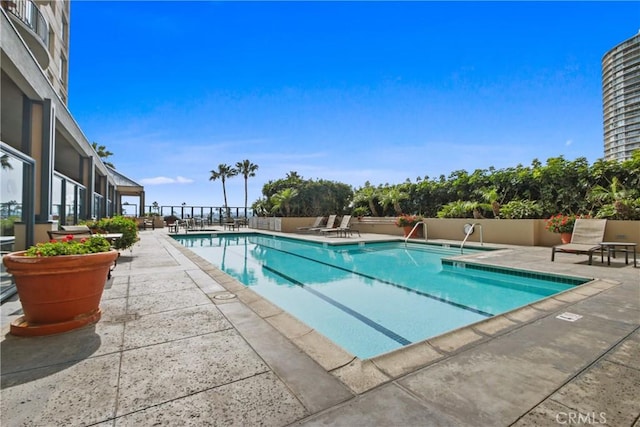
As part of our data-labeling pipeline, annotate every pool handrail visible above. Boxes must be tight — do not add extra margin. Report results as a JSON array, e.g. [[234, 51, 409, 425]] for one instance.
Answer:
[[461, 223, 483, 253], [404, 221, 427, 246]]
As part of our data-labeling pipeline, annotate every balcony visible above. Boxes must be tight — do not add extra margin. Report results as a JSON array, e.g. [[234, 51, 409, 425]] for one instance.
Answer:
[[2, 0, 50, 69]]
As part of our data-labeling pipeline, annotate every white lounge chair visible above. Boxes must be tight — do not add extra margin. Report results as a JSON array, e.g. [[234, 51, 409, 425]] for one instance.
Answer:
[[551, 219, 607, 265]]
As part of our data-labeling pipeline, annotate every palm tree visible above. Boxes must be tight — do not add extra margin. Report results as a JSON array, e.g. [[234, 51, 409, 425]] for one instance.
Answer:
[[209, 164, 238, 218], [270, 188, 299, 217], [235, 159, 259, 219], [1, 154, 12, 170], [91, 142, 115, 168], [378, 186, 409, 215], [477, 187, 501, 218], [588, 177, 639, 219], [353, 182, 379, 216]]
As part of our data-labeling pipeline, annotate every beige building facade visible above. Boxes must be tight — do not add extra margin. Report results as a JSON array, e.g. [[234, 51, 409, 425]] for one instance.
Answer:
[[1, 0, 144, 257]]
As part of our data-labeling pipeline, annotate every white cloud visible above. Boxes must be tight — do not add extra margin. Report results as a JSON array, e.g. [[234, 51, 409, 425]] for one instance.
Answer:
[[140, 176, 194, 185], [565, 139, 573, 146]]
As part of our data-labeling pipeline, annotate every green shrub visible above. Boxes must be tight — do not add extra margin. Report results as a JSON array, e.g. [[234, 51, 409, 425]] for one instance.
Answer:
[[1, 216, 18, 236], [437, 201, 468, 218], [500, 200, 543, 219], [351, 206, 369, 217], [92, 216, 138, 250], [595, 198, 640, 220]]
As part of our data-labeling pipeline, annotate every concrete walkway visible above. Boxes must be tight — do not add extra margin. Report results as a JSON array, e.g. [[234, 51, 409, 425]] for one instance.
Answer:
[[1, 229, 638, 426]]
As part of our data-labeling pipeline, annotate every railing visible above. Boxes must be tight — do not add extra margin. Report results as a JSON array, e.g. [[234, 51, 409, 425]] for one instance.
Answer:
[[2, 0, 48, 47], [404, 221, 427, 246], [461, 223, 483, 253], [147, 205, 254, 224]]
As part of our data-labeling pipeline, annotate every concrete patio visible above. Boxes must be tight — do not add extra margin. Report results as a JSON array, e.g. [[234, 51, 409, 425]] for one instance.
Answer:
[[1, 228, 638, 426]]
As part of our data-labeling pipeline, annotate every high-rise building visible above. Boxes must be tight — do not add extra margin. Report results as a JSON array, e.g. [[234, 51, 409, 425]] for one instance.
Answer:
[[602, 32, 640, 161], [1, 0, 145, 256]]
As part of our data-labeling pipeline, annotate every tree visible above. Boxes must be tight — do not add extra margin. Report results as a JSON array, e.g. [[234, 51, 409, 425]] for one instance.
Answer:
[[1, 154, 12, 170], [378, 186, 409, 215], [209, 164, 238, 218], [353, 182, 380, 216], [270, 188, 299, 216], [588, 176, 640, 220], [91, 142, 115, 169], [235, 159, 259, 219]]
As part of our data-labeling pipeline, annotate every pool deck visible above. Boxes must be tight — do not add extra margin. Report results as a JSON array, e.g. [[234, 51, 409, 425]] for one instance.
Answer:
[[1, 228, 638, 426]]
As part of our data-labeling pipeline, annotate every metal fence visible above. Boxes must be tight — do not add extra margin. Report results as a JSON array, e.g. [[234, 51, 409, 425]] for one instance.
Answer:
[[145, 205, 254, 225]]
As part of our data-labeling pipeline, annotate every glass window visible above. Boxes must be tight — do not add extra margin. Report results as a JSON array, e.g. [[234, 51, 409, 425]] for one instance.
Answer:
[[93, 194, 103, 220], [52, 175, 63, 221], [0, 152, 24, 241], [65, 181, 76, 225]]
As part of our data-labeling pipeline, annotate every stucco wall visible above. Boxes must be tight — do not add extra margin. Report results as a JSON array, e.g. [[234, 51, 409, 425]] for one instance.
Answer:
[[276, 217, 640, 252]]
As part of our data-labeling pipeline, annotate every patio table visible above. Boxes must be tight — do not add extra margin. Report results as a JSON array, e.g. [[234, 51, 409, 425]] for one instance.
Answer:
[[600, 242, 637, 267]]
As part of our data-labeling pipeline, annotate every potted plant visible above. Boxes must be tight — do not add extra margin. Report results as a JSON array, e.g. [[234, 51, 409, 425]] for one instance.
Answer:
[[545, 214, 584, 243], [2, 235, 119, 336], [395, 214, 423, 238]]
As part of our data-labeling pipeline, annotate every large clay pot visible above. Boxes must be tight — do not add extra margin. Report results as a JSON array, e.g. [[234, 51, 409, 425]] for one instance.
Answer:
[[403, 225, 421, 238], [560, 232, 572, 244], [2, 250, 119, 336]]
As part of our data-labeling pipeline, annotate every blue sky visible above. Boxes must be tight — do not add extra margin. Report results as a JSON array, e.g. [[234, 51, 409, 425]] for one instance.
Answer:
[[68, 1, 640, 210]]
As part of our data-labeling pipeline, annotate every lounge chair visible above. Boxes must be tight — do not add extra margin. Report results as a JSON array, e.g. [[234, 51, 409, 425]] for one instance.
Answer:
[[321, 215, 351, 235], [47, 229, 93, 240], [60, 225, 93, 233], [551, 219, 607, 265], [312, 215, 336, 233], [297, 216, 323, 233], [323, 215, 361, 237]]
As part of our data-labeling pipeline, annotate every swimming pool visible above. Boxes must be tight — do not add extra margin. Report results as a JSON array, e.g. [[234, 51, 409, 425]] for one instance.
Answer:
[[174, 233, 587, 358]]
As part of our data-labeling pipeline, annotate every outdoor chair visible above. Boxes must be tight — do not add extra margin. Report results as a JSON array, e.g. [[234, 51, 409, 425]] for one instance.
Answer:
[[312, 215, 336, 233], [297, 216, 323, 233], [551, 219, 607, 265], [141, 218, 155, 230], [321, 215, 357, 236], [167, 220, 181, 233], [60, 225, 93, 234], [47, 229, 93, 240]]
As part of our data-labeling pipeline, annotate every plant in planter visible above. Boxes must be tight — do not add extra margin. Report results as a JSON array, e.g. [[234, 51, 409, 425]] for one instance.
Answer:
[[395, 214, 422, 227], [395, 214, 423, 237], [2, 235, 119, 336]]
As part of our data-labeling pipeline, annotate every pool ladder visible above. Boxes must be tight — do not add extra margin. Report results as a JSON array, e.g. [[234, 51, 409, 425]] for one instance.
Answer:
[[404, 221, 427, 247], [461, 223, 483, 254]]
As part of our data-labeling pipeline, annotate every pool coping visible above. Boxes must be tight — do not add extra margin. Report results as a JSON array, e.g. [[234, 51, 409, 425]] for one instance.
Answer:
[[166, 230, 621, 394]]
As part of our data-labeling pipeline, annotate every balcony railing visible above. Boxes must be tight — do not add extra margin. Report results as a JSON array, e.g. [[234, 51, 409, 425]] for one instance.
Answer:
[[2, 0, 48, 47]]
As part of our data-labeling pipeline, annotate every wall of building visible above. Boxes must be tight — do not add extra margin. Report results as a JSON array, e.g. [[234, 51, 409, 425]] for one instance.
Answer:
[[603, 32, 640, 161]]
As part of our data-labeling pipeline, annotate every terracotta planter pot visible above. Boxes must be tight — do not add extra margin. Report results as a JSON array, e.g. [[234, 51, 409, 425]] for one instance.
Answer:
[[560, 232, 572, 244], [2, 250, 119, 336], [403, 225, 421, 238]]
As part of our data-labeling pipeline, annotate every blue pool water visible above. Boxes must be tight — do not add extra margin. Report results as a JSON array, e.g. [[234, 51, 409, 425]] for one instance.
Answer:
[[174, 233, 587, 358]]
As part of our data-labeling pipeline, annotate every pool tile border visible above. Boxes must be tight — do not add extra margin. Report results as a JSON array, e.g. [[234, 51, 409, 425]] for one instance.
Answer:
[[441, 259, 589, 285]]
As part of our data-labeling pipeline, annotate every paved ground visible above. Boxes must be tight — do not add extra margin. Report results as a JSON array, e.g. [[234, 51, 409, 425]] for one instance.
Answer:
[[1, 229, 638, 426]]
